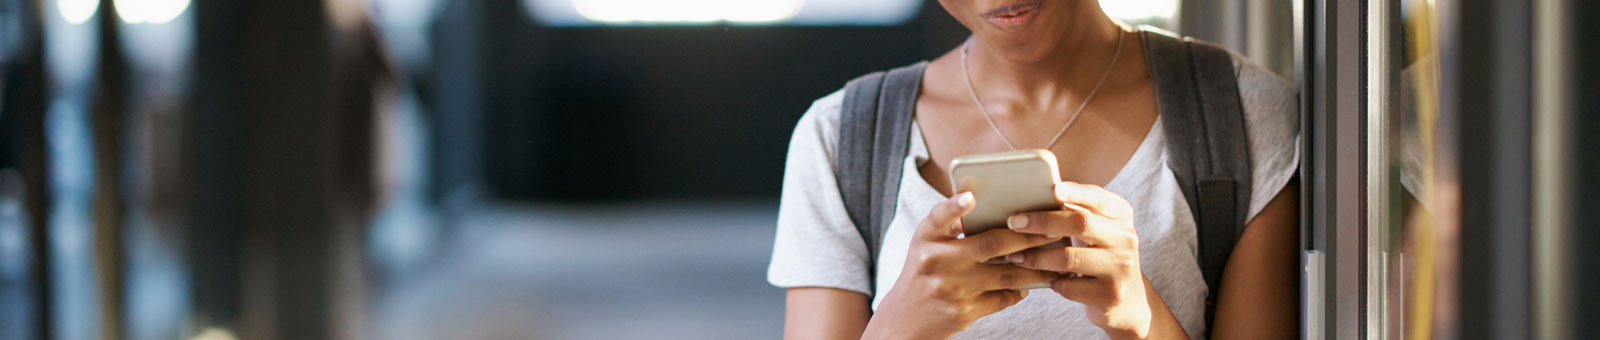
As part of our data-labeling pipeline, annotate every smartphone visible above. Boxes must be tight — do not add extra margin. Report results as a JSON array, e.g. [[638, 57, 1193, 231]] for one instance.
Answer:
[[949, 149, 1071, 289], [949, 149, 1068, 240]]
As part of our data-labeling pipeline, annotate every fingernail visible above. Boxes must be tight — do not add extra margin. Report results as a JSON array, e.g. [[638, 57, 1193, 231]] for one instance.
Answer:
[[957, 192, 974, 207], [1008, 215, 1027, 229], [1047, 234, 1059, 239], [1019, 289, 1030, 298], [1007, 253, 1024, 263]]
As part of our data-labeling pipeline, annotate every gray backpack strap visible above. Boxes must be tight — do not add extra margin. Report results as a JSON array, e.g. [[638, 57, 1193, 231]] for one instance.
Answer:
[[1142, 30, 1253, 336], [836, 62, 927, 295]]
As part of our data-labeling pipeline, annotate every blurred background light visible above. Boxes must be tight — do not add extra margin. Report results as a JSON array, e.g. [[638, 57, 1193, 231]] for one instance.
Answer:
[[188, 327, 237, 340], [1099, 0, 1177, 21], [0, 170, 31, 340], [113, 0, 190, 24], [46, 0, 101, 95], [0, 171, 25, 277], [371, 0, 444, 27], [116, 0, 193, 97], [369, 0, 444, 72], [526, 0, 1177, 27], [573, 0, 802, 24], [526, 0, 920, 26], [56, 0, 99, 24], [45, 99, 100, 340]]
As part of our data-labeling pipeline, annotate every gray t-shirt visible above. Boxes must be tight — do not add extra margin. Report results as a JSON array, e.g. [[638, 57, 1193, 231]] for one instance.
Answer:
[[768, 53, 1300, 339]]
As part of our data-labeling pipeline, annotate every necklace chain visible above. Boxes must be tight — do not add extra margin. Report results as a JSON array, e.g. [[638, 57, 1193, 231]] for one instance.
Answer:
[[961, 30, 1125, 151]]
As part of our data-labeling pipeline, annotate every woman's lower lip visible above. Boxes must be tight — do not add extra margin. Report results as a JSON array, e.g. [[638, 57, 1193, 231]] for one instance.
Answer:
[[984, 5, 1039, 31]]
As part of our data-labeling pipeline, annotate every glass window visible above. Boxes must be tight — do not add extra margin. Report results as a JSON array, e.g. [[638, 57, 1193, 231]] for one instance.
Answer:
[[1371, 0, 1448, 337]]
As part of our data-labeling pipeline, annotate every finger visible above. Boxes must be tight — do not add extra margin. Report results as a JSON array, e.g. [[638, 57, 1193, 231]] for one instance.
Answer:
[[1006, 209, 1135, 248], [962, 264, 1061, 291], [1050, 276, 1113, 307], [1055, 182, 1134, 220], [918, 192, 976, 240], [954, 228, 1063, 259], [1008, 246, 1137, 277], [971, 289, 1028, 316]]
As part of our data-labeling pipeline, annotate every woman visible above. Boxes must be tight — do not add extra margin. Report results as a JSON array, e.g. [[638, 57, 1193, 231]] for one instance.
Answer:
[[768, 0, 1300, 339]]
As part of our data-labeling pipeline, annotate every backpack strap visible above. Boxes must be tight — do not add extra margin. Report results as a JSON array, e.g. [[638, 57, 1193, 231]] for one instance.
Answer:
[[1142, 29, 1254, 337], [836, 62, 927, 296]]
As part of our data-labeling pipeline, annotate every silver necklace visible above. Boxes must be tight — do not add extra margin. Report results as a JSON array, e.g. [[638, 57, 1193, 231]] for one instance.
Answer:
[[961, 30, 1125, 150]]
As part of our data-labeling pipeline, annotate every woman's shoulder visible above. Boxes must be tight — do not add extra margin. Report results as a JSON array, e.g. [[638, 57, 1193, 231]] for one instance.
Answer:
[[791, 88, 847, 148], [781, 88, 848, 171], [1227, 52, 1298, 124], [1223, 53, 1302, 219], [803, 88, 847, 126]]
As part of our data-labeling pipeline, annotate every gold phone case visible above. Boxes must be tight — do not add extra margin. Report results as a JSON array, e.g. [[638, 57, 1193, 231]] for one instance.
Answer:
[[949, 149, 1070, 290], [949, 149, 1064, 237]]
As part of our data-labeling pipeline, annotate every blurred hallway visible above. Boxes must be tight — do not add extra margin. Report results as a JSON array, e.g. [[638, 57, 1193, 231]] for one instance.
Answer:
[[5, 0, 1600, 338], [371, 202, 782, 339]]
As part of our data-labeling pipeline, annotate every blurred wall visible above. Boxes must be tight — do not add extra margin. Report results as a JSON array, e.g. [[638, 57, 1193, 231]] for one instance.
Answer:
[[476, 0, 967, 202]]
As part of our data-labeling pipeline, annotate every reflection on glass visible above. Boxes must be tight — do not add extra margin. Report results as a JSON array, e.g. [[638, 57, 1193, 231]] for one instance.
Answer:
[[1379, 0, 1448, 338]]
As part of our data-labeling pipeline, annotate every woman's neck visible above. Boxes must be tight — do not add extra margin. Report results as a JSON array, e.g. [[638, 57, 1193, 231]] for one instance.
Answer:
[[965, 13, 1126, 117]]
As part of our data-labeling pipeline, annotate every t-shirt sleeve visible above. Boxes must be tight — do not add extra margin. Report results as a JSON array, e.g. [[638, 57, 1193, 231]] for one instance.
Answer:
[[1233, 55, 1303, 222], [766, 89, 874, 296]]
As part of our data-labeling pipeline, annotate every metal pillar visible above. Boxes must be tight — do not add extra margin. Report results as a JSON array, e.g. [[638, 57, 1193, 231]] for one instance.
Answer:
[[1449, 0, 1534, 339], [1301, 0, 1368, 338], [1533, 0, 1600, 338]]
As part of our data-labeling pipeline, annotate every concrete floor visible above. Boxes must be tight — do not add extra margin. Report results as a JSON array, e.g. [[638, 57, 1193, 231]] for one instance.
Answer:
[[370, 202, 785, 340]]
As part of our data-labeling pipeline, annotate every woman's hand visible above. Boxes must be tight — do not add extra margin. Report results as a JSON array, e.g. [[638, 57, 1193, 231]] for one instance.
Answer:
[[1003, 182, 1173, 340], [862, 192, 1063, 340]]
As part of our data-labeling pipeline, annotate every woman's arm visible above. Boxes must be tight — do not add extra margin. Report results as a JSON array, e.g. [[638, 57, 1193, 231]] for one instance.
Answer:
[[784, 288, 870, 340], [1211, 180, 1301, 338], [1139, 274, 1190, 339]]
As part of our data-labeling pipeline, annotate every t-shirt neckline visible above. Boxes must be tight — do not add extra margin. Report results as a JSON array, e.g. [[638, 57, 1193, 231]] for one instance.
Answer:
[[904, 116, 1164, 202]]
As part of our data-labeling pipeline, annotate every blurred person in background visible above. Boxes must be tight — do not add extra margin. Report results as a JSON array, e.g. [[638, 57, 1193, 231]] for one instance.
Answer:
[[769, 0, 1300, 339]]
